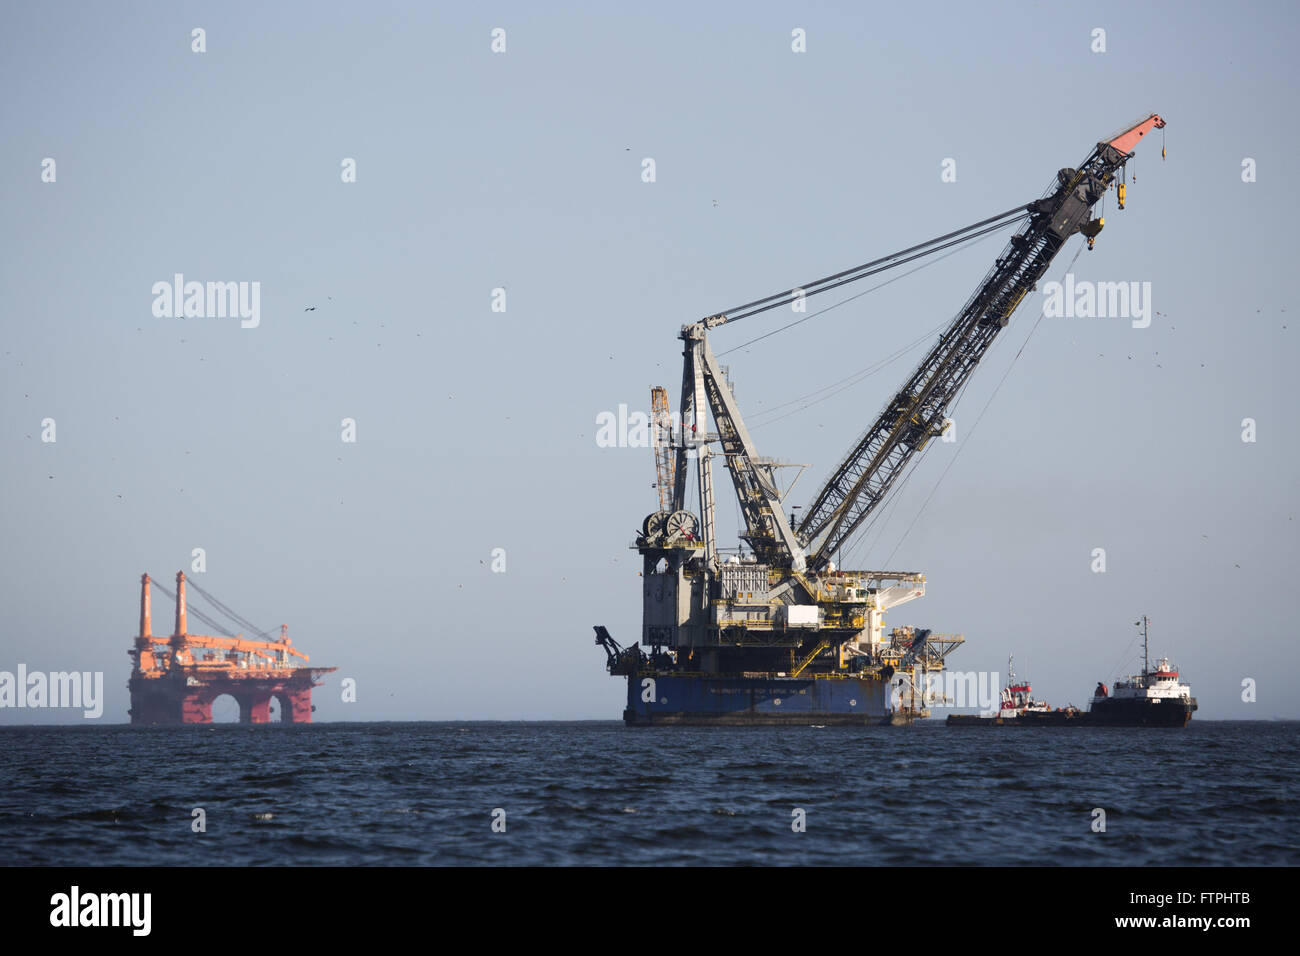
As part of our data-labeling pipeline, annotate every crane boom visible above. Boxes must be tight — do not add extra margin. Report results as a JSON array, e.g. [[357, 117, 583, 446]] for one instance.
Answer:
[[797, 114, 1165, 569]]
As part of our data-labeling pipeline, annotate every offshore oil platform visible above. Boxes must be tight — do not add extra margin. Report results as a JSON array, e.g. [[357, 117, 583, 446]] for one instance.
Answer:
[[593, 114, 1166, 725], [128, 572, 335, 724]]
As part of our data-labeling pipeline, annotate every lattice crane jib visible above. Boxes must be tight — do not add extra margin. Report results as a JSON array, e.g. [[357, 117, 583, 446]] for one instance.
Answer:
[[796, 115, 1165, 569], [650, 386, 676, 514]]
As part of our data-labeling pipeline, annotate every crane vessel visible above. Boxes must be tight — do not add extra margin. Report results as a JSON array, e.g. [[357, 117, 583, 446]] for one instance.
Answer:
[[593, 115, 1166, 725]]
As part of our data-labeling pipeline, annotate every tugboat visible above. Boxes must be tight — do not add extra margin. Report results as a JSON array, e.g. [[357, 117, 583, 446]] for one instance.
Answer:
[[947, 655, 1085, 726], [1088, 616, 1196, 727]]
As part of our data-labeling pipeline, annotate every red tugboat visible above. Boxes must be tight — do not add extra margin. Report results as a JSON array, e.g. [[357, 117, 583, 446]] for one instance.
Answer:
[[947, 655, 1084, 726], [1087, 616, 1196, 727], [998, 656, 1050, 718]]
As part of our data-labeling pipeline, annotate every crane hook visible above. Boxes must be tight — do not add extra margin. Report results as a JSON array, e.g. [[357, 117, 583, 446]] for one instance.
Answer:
[[1081, 217, 1104, 251]]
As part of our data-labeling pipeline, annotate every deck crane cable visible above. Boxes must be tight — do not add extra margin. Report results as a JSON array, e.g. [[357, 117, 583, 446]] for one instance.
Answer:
[[181, 581, 244, 634], [186, 584, 255, 638], [726, 217, 1040, 560], [712, 207, 1032, 327], [877, 244, 1086, 568], [839, 238, 1063, 570], [745, 229, 1023, 559], [836, 346, 982, 570], [837, 239, 1079, 569], [147, 578, 236, 638], [836, 371, 970, 570], [746, 323, 940, 419], [721, 221, 1013, 361], [743, 224, 1014, 425], [875, 249, 1079, 567], [184, 578, 278, 641], [839, 337, 992, 567], [748, 319, 950, 431], [840, 352, 990, 569], [838, 450, 925, 569], [745, 324, 942, 429], [147, 579, 227, 635]]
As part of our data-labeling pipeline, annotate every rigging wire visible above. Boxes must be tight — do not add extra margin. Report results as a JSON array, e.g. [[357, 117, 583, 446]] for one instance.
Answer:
[[701, 203, 1073, 569], [843, 362, 985, 568], [837, 442, 931, 569], [723, 220, 1014, 376], [746, 226, 1024, 559], [716, 214, 1029, 348], [148, 579, 235, 637], [747, 325, 942, 432], [833, 361, 987, 569], [743, 221, 1012, 428], [834, 365, 986, 569], [1101, 632, 1143, 685], [185, 578, 276, 640], [875, 244, 1086, 568], [708, 204, 1031, 325], [747, 321, 943, 422]]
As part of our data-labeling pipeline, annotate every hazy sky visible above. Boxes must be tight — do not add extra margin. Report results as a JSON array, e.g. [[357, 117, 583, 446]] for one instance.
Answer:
[[2, 1, 1297, 722]]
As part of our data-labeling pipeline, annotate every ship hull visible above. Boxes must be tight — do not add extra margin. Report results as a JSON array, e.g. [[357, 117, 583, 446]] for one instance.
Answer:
[[947, 697, 1197, 727], [623, 674, 892, 726], [947, 711, 1087, 726], [1087, 695, 1196, 727]]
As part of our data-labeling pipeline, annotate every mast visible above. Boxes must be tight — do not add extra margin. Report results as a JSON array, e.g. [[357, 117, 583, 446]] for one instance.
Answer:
[[1143, 616, 1150, 675], [1136, 615, 1150, 679]]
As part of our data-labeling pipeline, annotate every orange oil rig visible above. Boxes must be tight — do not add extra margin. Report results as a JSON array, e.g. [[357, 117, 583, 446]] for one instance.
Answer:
[[128, 572, 336, 724]]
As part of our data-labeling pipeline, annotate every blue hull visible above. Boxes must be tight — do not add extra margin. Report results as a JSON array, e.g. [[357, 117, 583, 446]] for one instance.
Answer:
[[623, 674, 891, 725]]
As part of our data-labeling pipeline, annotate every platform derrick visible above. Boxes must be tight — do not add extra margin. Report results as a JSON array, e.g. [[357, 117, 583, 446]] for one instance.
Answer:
[[598, 115, 1165, 726], [128, 572, 337, 725]]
